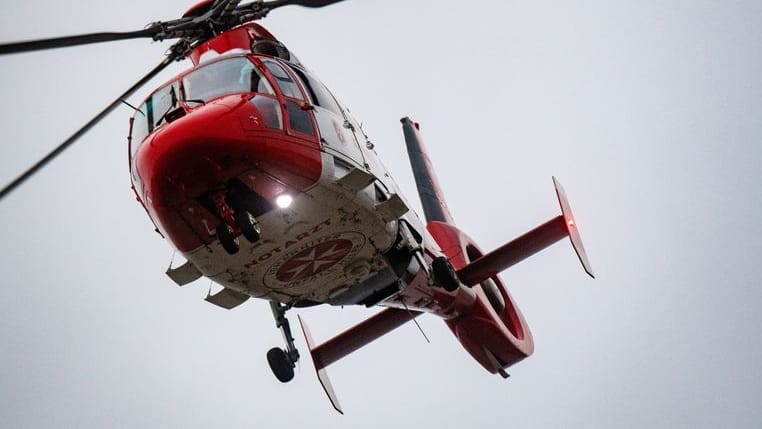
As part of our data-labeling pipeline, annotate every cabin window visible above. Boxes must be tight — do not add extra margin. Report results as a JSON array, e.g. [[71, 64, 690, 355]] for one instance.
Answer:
[[285, 101, 314, 135], [183, 57, 273, 103], [261, 60, 304, 100]]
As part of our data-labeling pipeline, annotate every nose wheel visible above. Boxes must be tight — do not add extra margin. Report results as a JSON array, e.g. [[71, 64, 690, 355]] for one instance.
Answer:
[[235, 209, 261, 243], [216, 222, 240, 255], [212, 190, 262, 255], [267, 301, 300, 383]]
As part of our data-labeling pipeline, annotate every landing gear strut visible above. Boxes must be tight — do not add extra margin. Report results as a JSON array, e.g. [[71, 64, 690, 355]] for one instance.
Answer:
[[267, 301, 300, 383]]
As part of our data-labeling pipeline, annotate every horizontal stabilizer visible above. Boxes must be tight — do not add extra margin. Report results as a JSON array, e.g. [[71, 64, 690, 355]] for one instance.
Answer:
[[457, 177, 594, 286]]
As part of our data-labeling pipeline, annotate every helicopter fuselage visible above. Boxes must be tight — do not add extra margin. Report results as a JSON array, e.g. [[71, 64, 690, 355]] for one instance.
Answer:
[[128, 26, 540, 384], [1, 2, 593, 413], [130, 24, 435, 308]]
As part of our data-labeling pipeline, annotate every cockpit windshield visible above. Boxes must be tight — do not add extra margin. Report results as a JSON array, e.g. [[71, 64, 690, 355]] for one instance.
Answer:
[[129, 56, 278, 188], [129, 56, 274, 164], [183, 56, 273, 103]]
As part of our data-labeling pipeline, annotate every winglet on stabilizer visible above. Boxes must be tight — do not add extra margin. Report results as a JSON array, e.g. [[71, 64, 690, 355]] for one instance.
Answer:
[[296, 308, 422, 414], [298, 315, 343, 415], [553, 176, 595, 279], [457, 177, 594, 286]]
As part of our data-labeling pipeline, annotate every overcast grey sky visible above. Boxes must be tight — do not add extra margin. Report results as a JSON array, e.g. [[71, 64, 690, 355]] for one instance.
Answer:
[[1, 1, 761, 427]]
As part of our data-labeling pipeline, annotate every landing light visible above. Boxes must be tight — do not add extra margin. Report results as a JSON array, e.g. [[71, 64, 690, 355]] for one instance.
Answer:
[[276, 194, 293, 208]]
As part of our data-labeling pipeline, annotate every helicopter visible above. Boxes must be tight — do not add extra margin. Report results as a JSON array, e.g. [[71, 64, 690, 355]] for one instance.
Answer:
[[0, 0, 594, 414]]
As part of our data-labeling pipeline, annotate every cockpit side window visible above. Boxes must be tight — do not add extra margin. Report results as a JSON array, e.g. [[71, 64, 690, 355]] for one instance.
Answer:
[[258, 58, 317, 137], [128, 80, 179, 187], [129, 106, 149, 186], [261, 59, 304, 100], [130, 106, 149, 156]]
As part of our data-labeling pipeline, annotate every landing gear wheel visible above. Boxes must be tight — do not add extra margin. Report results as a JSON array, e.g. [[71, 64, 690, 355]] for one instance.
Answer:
[[267, 347, 295, 383], [235, 209, 261, 243], [432, 256, 460, 292], [267, 302, 300, 382], [216, 222, 239, 255]]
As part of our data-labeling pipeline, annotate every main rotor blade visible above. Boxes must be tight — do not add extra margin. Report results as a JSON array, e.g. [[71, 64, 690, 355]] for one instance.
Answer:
[[0, 55, 176, 201], [266, 0, 346, 9], [0, 29, 157, 55]]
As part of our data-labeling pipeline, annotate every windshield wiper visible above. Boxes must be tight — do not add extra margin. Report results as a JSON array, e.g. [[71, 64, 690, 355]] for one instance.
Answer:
[[155, 86, 178, 127]]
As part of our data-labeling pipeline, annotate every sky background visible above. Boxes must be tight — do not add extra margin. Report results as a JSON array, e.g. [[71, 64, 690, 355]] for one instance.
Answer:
[[1, 1, 761, 427]]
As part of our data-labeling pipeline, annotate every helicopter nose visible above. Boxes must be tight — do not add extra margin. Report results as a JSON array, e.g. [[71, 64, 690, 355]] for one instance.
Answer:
[[135, 99, 322, 209]]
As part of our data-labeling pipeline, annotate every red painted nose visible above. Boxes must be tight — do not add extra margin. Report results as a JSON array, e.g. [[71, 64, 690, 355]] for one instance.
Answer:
[[135, 96, 322, 209], [132, 96, 322, 252]]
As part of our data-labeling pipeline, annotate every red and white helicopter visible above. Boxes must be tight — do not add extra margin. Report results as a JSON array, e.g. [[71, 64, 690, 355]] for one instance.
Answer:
[[0, 0, 594, 414]]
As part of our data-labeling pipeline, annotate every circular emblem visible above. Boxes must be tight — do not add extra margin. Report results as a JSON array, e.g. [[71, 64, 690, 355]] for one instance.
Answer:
[[276, 239, 353, 282], [263, 231, 366, 290]]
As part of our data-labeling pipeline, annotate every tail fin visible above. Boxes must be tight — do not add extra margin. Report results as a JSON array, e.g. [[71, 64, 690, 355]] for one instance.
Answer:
[[401, 117, 454, 224]]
